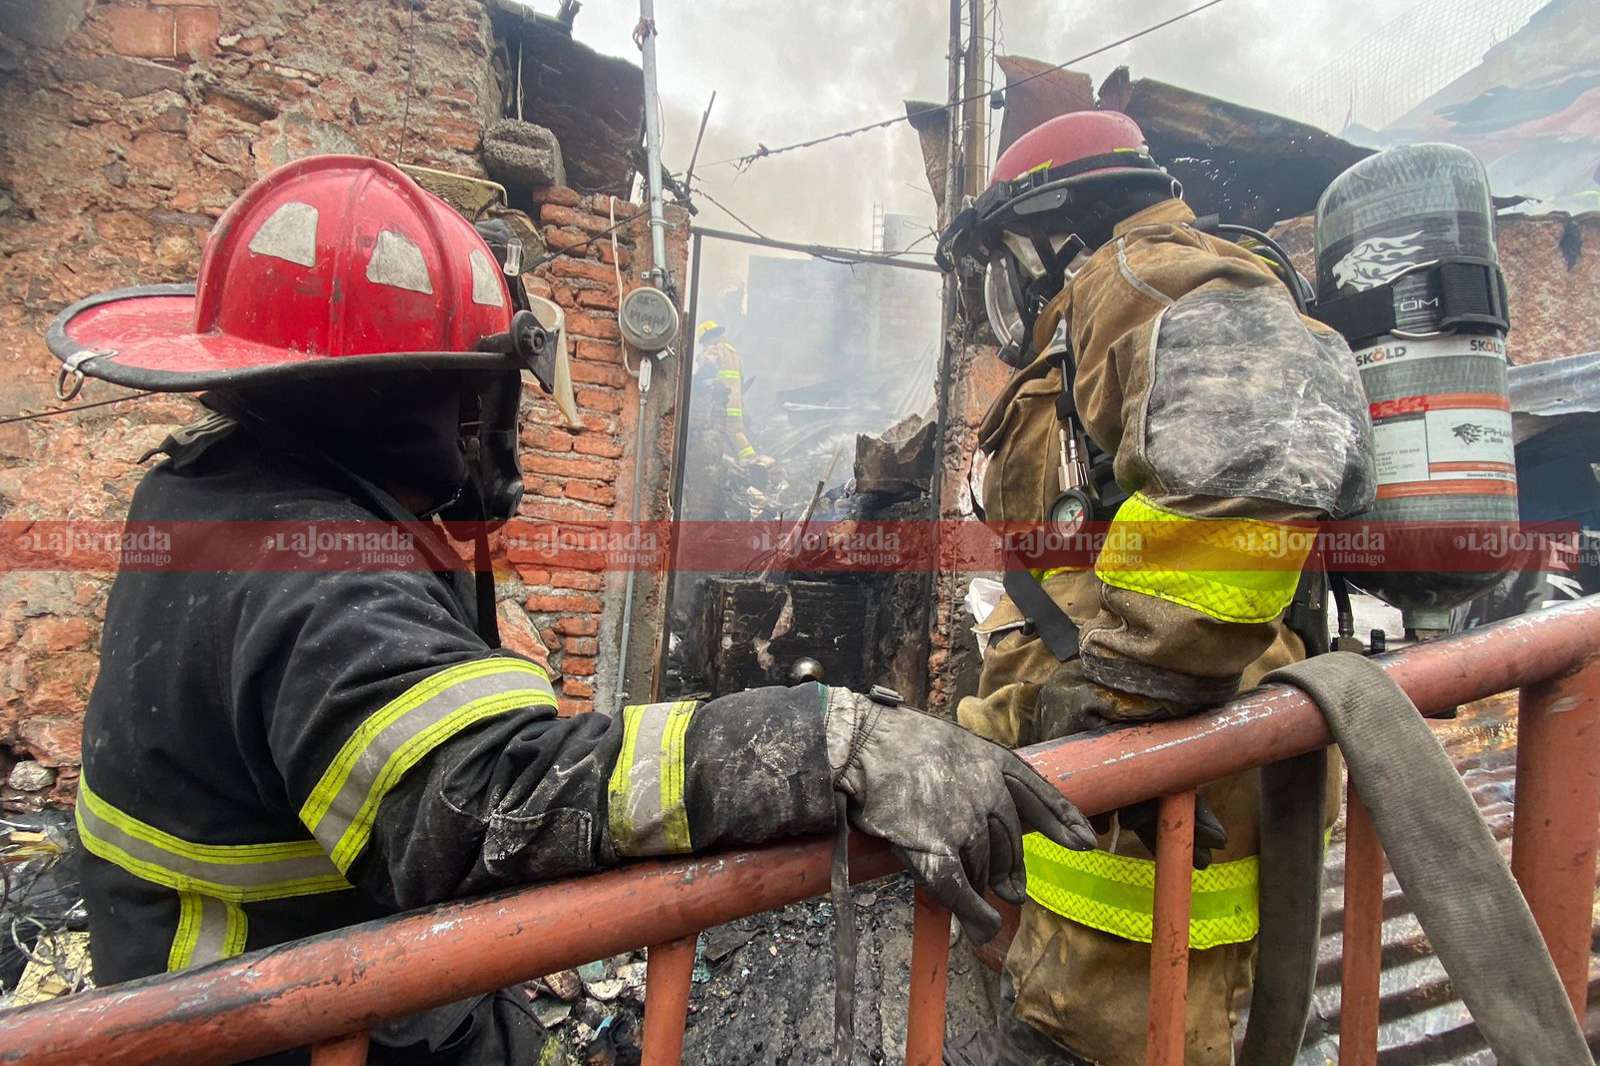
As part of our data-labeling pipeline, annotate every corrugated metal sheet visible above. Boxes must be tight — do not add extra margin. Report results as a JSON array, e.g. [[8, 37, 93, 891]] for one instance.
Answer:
[[1291, 692, 1600, 1063]]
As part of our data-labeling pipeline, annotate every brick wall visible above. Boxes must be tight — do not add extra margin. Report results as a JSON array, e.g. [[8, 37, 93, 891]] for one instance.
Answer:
[[0, 0, 684, 808], [510, 186, 688, 714]]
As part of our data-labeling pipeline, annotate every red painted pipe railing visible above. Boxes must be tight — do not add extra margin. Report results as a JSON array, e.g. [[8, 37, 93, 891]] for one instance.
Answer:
[[4, 597, 1599, 1066]]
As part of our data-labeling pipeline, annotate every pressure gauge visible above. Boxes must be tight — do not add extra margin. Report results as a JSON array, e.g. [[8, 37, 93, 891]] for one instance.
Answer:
[[1048, 487, 1094, 539], [618, 286, 681, 352]]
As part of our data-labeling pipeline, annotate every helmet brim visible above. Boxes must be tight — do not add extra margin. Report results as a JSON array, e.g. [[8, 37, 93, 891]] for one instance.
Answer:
[[48, 284, 523, 393]]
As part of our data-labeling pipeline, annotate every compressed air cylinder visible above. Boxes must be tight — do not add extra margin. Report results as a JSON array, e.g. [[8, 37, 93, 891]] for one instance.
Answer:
[[1314, 144, 1517, 629]]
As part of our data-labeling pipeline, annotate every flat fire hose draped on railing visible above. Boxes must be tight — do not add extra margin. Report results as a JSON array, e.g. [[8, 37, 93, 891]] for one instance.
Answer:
[[1250, 652, 1591, 1066], [1237, 747, 1327, 1066]]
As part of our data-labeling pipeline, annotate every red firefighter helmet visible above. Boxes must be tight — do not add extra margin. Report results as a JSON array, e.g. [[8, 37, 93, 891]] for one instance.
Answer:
[[48, 155, 538, 393], [936, 111, 1177, 365]]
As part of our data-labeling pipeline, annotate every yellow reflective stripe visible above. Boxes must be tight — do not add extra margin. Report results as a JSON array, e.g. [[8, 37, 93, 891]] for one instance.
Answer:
[[81, 776, 326, 865], [168, 892, 202, 972], [1030, 565, 1086, 581], [737, 445, 757, 460], [1094, 492, 1308, 624], [300, 657, 552, 830], [725, 407, 743, 417], [223, 899, 248, 957], [167, 894, 248, 972], [717, 369, 742, 380], [607, 705, 646, 850], [75, 778, 351, 903], [607, 700, 699, 856], [1023, 833, 1259, 950], [659, 702, 694, 853], [326, 689, 542, 872]]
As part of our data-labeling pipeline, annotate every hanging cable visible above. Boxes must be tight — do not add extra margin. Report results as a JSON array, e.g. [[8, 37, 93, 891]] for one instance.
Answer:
[[703, 0, 1226, 171], [696, 187, 769, 240], [391, 0, 420, 163], [0, 391, 156, 427]]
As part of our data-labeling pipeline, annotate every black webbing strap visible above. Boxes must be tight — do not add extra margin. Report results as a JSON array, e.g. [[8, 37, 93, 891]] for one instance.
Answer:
[[1312, 256, 1508, 344], [1002, 566, 1080, 662]]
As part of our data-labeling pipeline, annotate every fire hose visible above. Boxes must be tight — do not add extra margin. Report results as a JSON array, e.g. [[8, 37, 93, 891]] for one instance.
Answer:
[[1240, 651, 1590, 1066]]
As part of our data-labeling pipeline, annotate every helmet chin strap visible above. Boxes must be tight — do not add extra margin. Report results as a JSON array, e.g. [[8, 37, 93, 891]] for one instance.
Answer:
[[452, 475, 503, 649]]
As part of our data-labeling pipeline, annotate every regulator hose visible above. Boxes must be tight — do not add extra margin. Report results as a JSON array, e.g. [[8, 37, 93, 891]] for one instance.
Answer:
[[1245, 651, 1590, 1066]]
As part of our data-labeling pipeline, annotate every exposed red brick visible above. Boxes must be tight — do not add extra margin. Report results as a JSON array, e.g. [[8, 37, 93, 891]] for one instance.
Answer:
[[174, 6, 221, 58], [575, 288, 618, 311], [524, 274, 554, 299], [564, 310, 621, 342], [562, 656, 597, 677], [18, 717, 82, 768], [540, 626, 562, 648], [563, 480, 616, 506], [512, 566, 552, 586], [576, 386, 623, 414], [540, 203, 625, 236], [557, 616, 600, 637], [542, 225, 589, 253], [23, 617, 95, 653], [530, 185, 583, 207], [546, 257, 617, 286], [573, 339, 620, 364], [573, 434, 624, 459], [569, 359, 629, 388], [595, 241, 629, 268], [553, 570, 604, 592], [521, 424, 576, 453], [563, 636, 600, 656], [563, 678, 595, 699], [103, 5, 177, 59], [527, 592, 602, 615], [524, 452, 615, 481]]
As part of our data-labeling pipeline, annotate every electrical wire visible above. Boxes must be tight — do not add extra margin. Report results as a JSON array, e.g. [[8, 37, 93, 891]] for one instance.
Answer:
[[0, 391, 156, 427], [703, 0, 1227, 171], [695, 187, 769, 240], [523, 209, 648, 273], [391, 0, 420, 164]]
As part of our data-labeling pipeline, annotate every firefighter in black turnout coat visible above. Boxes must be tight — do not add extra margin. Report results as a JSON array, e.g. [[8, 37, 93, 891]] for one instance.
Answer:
[[50, 156, 1096, 1063]]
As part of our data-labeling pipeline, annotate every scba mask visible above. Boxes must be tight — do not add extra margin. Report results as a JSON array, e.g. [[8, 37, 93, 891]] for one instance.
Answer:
[[984, 230, 1088, 368]]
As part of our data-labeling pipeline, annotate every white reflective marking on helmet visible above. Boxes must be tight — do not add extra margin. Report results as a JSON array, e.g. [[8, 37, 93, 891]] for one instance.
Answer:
[[366, 230, 433, 294], [247, 201, 319, 267], [469, 249, 504, 307]]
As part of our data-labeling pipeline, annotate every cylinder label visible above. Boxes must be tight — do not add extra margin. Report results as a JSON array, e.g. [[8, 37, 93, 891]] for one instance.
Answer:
[[1369, 394, 1515, 500], [1353, 334, 1506, 368]]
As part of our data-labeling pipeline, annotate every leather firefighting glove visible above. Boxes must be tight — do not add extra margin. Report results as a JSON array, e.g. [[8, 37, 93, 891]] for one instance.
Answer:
[[824, 688, 1098, 943], [1034, 660, 1228, 869]]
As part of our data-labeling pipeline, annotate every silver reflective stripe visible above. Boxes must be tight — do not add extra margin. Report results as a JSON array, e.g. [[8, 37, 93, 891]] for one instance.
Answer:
[[607, 701, 697, 856], [300, 658, 558, 872], [76, 779, 350, 902], [169, 893, 248, 972], [247, 201, 319, 267]]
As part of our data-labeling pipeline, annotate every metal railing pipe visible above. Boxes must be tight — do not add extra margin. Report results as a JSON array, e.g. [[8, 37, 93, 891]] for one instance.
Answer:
[[4, 598, 1598, 1066]]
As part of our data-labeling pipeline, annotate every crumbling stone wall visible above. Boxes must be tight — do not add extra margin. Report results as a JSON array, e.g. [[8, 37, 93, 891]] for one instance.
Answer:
[[0, 0, 682, 809]]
